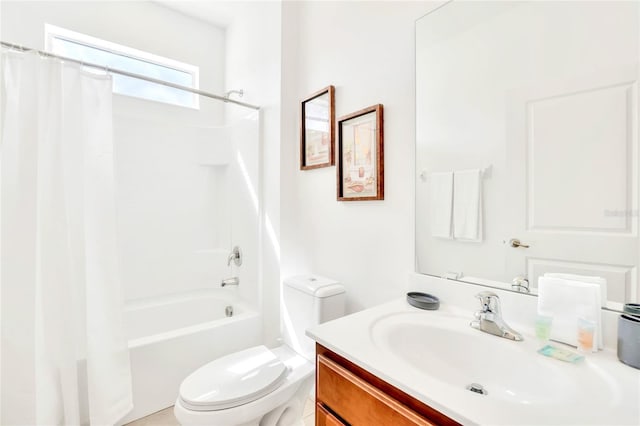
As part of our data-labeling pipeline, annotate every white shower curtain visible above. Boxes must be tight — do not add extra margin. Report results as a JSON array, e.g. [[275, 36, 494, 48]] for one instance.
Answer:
[[0, 50, 132, 425]]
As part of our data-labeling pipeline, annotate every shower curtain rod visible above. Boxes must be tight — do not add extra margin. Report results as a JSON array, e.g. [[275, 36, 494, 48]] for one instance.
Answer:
[[1, 40, 260, 111]]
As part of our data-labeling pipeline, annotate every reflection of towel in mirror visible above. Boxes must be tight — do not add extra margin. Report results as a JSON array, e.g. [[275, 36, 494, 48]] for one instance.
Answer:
[[429, 171, 454, 239], [453, 169, 482, 241], [538, 276, 602, 351]]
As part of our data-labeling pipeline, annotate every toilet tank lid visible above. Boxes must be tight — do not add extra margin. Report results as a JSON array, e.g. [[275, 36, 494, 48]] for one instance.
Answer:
[[284, 275, 345, 298]]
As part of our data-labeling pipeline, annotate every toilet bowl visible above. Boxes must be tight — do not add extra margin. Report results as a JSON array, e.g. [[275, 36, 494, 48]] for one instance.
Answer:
[[174, 345, 314, 426], [174, 275, 346, 426]]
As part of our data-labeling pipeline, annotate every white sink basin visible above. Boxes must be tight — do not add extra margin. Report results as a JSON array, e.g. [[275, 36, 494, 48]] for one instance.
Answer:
[[370, 311, 613, 407]]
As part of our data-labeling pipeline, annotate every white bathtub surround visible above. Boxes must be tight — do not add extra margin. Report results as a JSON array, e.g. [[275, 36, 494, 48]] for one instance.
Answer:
[[113, 111, 261, 310], [1, 50, 132, 425], [306, 273, 640, 425]]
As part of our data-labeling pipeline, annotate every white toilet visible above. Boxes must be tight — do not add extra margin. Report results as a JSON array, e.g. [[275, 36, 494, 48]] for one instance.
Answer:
[[174, 275, 346, 426]]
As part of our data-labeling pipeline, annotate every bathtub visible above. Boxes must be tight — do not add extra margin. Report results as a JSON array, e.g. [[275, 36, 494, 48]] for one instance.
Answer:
[[120, 289, 261, 424]]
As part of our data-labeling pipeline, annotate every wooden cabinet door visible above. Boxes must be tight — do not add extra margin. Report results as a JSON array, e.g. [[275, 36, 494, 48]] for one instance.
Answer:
[[317, 354, 436, 426], [316, 404, 345, 426]]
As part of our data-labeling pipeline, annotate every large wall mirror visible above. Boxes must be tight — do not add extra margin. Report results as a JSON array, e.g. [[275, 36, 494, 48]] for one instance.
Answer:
[[415, 1, 639, 310]]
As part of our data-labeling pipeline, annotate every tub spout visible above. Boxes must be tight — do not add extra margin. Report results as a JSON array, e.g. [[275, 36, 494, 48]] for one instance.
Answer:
[[221, 277, 239, 287]]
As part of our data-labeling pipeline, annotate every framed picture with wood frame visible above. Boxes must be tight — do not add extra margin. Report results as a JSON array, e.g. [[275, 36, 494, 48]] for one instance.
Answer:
[[300, 85, 335, 170], [337, 104, 384, 201]]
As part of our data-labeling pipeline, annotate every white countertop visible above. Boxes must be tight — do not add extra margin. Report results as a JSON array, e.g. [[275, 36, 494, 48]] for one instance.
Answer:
[[307, 298, 640, 425]]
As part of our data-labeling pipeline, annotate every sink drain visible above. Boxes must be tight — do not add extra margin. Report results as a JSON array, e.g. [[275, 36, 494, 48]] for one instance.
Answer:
[[466, 383, 488, 395]]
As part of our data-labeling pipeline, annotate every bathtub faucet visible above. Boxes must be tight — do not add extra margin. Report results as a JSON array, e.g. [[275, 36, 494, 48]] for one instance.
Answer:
[[227, 246, 242, 267], [221, 277, 239, 287]]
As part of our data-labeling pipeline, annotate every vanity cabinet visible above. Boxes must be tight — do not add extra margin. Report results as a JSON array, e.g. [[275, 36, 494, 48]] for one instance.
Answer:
[[315, 344, 459, 426]]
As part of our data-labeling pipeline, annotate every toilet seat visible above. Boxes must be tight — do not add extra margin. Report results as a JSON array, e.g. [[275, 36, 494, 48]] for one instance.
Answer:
[[178, 345, 290, 411], [175, 344, 315, 426]]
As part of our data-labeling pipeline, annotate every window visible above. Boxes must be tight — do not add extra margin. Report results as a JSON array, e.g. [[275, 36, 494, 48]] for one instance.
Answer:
[[45, 24, 200, 109]]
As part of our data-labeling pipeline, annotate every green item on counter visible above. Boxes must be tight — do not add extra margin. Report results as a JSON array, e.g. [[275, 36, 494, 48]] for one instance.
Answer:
[[538, 344, 584, 363]]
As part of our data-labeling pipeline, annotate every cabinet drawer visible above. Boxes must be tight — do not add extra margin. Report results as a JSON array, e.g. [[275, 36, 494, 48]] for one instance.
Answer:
[[317, 355, 435, 426], [316, 403, 345, 426]]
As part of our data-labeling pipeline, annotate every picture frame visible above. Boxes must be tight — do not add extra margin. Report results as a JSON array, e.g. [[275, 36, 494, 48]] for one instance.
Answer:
[[337, 104, 384, 201], [300, 85, 335, 170]]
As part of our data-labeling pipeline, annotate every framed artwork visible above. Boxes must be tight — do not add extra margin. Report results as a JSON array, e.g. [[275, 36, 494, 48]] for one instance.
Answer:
[[337, 104, 384, 201], [300, 85, 335, 170]]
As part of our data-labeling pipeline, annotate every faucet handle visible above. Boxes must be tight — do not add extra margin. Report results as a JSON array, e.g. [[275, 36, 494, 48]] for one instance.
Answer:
[[227, 246, 242, 267], [475, 291, 500, 313], [476, 290, 498, 301], [511, 275, 530, 293]]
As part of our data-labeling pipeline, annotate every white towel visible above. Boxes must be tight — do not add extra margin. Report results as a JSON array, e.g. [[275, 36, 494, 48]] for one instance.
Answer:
[[544, 273, 607, 308], [429, 172, 454, 239], [544, 273, 606, 348], [453, 169, 482, 241], [537, 276, 602, 351]]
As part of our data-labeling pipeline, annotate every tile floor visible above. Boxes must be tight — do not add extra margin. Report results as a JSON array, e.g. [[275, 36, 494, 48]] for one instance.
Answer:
[[125, 398, 315, 426], [126, 407, 178, 426]]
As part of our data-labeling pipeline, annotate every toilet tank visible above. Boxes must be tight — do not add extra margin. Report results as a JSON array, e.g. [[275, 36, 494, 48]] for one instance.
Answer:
[[282, 275, 346, 360]]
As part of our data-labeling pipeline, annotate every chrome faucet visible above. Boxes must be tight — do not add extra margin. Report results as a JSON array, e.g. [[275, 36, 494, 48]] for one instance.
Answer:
[[221, 277, 239, 287], [511, 275, 530, 293], [470, 291, 523, 341], [227, 246, 242, 267]]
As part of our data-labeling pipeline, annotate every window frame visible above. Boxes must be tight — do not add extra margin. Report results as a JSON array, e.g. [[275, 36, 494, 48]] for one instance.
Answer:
[[44, 23, 200, 109]]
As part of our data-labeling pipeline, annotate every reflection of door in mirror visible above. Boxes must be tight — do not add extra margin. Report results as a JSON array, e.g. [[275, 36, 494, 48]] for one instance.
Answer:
[[415, 1, 639, 308], [506, 68, 637, 307]]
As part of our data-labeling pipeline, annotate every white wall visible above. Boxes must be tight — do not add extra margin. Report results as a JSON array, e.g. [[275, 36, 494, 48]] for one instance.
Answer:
[[281, 1, 444, 313]]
